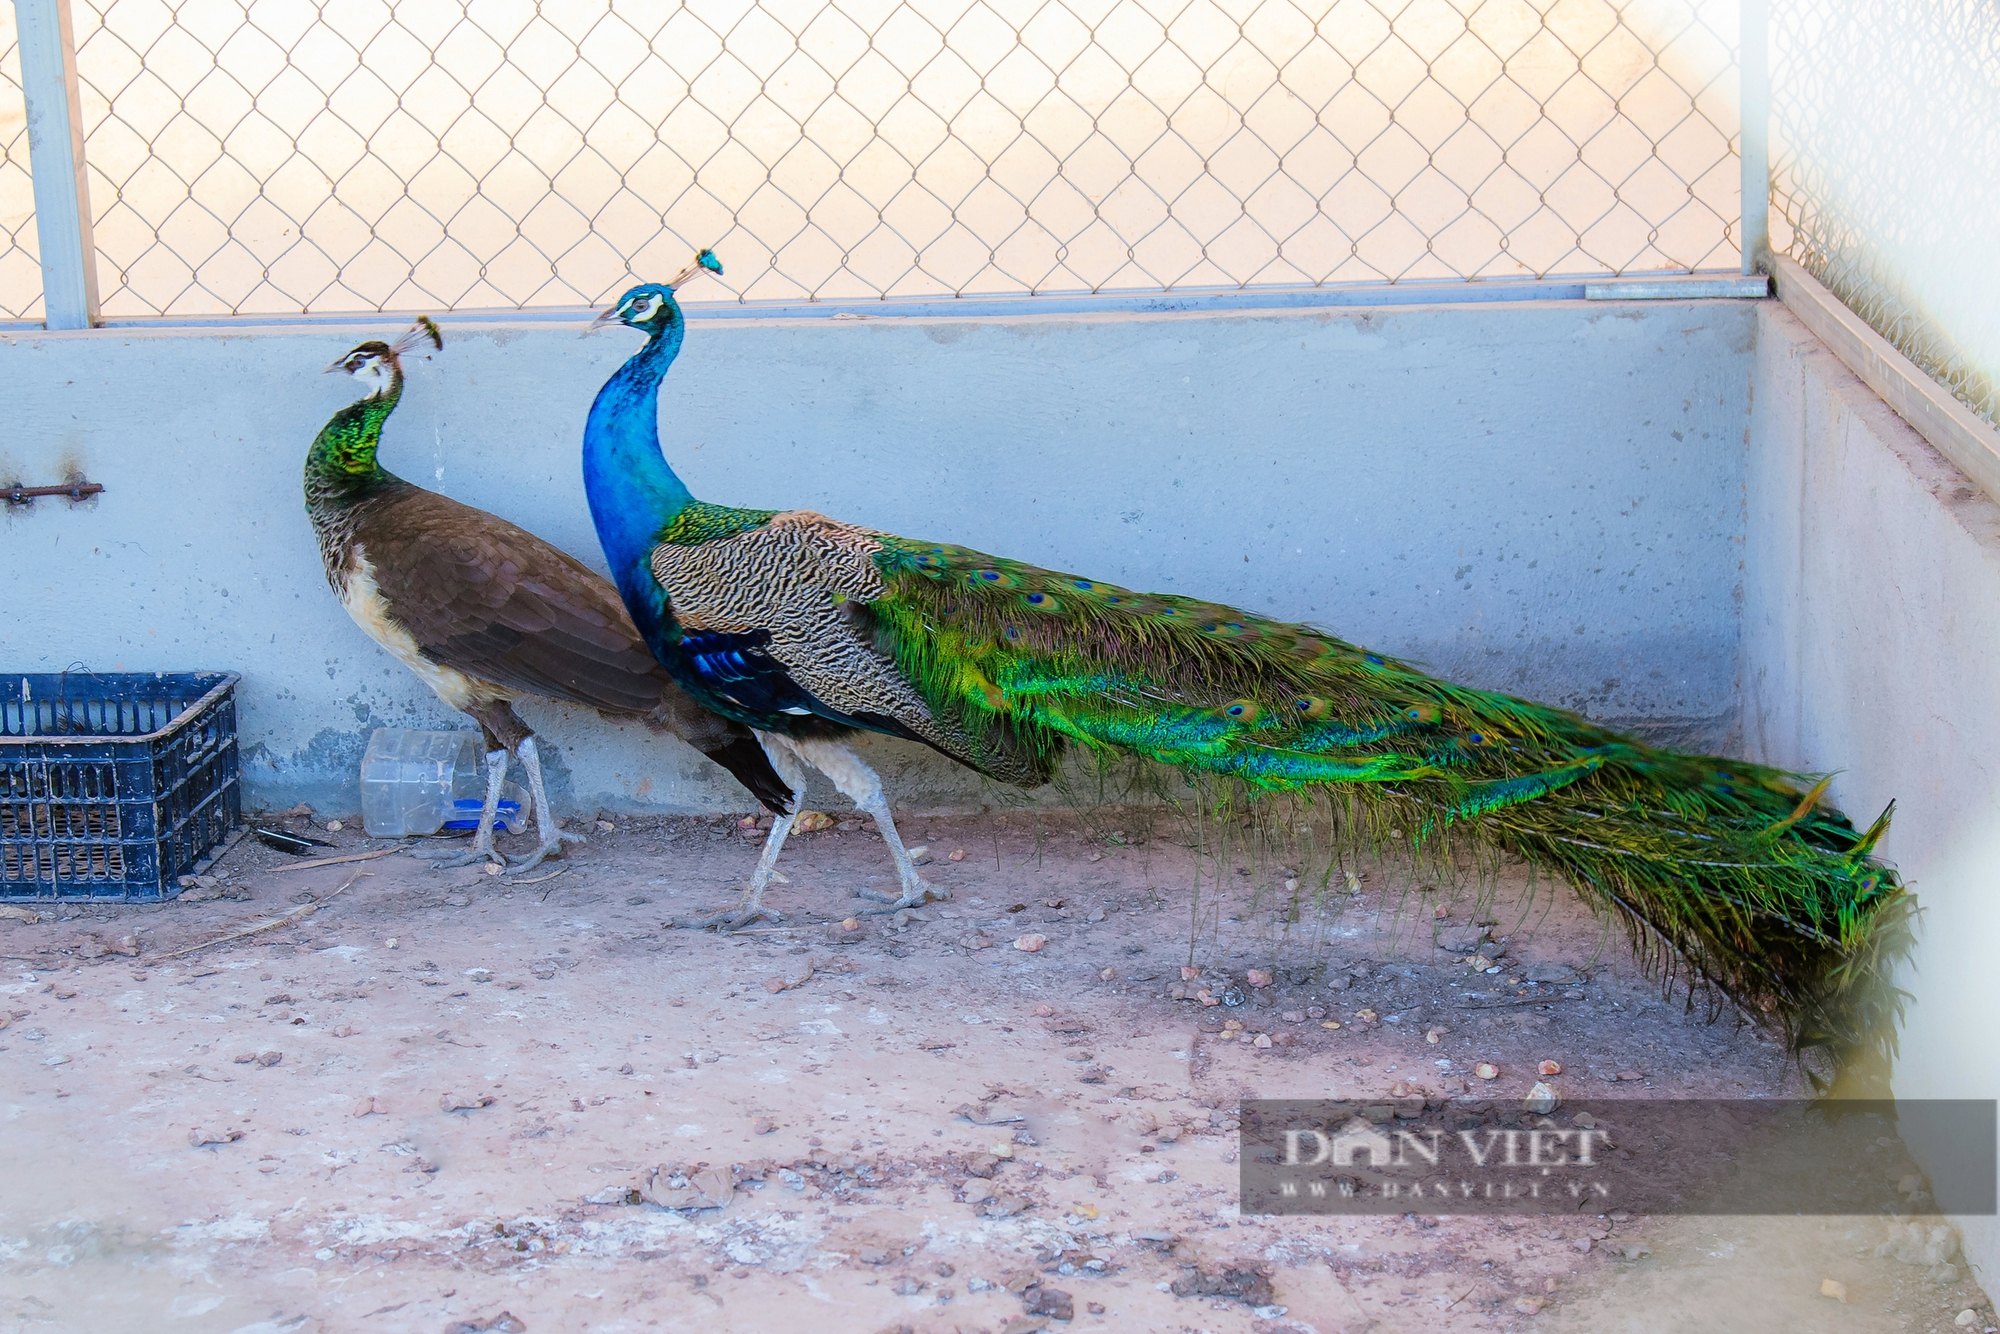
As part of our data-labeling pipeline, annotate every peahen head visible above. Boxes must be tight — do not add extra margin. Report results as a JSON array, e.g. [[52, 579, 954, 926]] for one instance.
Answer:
[[324, 317, 443, 399], [588, 249, 723, 339]]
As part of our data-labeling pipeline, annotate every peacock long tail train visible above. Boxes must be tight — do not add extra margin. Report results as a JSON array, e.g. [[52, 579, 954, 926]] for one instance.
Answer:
[[866, 536, 1907, 1061], [581, 270, 1908, 1061]]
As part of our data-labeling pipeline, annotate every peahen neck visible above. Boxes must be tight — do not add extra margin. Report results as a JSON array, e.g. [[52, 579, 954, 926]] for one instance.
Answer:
[[582, 318, 694, 639], [305, 373, 404, 516]]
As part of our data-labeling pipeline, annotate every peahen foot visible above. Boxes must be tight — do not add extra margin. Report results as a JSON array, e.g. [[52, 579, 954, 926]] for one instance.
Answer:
[[505, 737, 584, 873], [434, 746, 509, 870], [434, 844, 504, 871], [504, 827, 584, 873]]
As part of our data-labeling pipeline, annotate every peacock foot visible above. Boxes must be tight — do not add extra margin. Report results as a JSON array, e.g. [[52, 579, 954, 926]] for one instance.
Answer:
[[854, 878, 949, 911], [432, 843, 503, 871], [668, 899, 784, 931], [505, 829, 585, 873]]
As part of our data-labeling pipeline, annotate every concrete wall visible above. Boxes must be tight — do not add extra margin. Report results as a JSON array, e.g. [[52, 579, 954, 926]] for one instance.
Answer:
[[1744, 302, 2000, 1284], [2, 299, 1755, 815]]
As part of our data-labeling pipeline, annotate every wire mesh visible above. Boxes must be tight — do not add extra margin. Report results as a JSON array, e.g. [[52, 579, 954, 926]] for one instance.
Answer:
[[61, 0, 1743, 317], [1770, 0, 2000, 431], [0, 6, 44, 321]]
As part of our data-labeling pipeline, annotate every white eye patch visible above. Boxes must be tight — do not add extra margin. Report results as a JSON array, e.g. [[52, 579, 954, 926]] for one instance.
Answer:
[[626, 295, 659, 321]]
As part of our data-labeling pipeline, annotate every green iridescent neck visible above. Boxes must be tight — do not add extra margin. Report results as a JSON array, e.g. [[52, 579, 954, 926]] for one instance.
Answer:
[[305, 377, 402, 495]]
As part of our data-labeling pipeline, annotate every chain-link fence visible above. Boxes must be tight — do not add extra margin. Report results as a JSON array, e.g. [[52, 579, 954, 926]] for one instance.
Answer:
[[20, 0, 1745, 318], [1770, 0, 2000, 431], [0, 6, 44, 321]]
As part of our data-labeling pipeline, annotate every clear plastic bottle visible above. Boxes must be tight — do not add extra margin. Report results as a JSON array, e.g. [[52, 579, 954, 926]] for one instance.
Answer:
[[360, 729, 480, 837]]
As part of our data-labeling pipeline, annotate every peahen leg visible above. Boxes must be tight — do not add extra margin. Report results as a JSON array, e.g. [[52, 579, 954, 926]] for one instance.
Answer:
[[434, 747, 508, 869], [788, 736, 942, 911], [506, 736, 585, 872], [670, 733, 810, 931]]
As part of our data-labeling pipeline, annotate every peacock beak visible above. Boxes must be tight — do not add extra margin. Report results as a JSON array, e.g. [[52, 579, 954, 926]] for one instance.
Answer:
[[585, 306, 620, 335]]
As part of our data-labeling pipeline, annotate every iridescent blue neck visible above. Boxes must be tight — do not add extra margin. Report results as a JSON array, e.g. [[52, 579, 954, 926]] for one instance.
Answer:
[[582, 319, 691, 640]]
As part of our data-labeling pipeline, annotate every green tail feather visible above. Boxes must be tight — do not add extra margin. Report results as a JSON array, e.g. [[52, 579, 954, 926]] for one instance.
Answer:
[[867, 537, 1907, 1066]]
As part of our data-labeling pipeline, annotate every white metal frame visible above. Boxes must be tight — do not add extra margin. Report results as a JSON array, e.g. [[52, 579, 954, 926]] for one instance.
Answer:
[[14, 0, 97, 329]]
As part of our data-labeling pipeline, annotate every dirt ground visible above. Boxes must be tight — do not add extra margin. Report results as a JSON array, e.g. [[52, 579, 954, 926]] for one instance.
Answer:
[[0, 804, 1992, 1334]]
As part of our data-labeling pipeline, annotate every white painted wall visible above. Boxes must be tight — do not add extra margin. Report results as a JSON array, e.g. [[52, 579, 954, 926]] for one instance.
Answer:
[[2, 299, 1754, 816], [1744, 301, 2000, 1285]]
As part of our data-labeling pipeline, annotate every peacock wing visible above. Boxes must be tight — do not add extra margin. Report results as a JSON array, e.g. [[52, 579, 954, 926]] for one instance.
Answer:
[[354, 484, 673, 714], [647, 509, 1048, 782]]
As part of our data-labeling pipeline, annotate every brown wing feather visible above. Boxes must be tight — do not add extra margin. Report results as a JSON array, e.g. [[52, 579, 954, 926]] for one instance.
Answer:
[[352, 483, 671, 713]]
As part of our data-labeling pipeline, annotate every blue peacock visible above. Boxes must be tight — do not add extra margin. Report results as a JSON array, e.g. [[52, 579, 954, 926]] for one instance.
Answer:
[[580, 252, 1907, 1058]]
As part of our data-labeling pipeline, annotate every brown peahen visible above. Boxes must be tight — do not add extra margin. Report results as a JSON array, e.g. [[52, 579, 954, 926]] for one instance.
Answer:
[[306, 319, 789, 870], [580, 258, 1906, 1061]]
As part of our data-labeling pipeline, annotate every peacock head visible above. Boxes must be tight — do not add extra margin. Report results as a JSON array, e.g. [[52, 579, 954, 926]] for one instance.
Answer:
[[588, 249, 723, 337], [324, 317, 443, 398]]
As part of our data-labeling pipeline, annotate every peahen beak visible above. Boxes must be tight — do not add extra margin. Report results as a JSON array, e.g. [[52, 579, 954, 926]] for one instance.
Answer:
[[322, 358, 345, 373]]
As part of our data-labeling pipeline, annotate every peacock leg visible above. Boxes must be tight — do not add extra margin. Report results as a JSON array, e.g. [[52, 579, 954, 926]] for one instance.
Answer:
[[434, 748, 508, 869], [789, 736, 943, 911], [670, 734, 810, 930], [505, 736, 585, 872]]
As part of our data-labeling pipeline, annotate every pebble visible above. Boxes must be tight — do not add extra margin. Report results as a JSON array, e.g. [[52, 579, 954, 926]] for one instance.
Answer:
[[1245, 969, 1273, 988], [1957, 1310, 1979, 1327], [1474, 1063, 1500, 1080], [189, 1127, 244, 1147], [596, 820, 616, 832], [1252, 1034, 1272, 1049], [1281, 1011, 1304, 1023], [960, 933, 995, 950], [1523, 1081, 1560, 1114], [441, 1092, 496, 1111], [840, 917, 860, 932], [1425, 1026, 1446, 1044], [752, 1116, 775, 1135], [1014, 934, 1047, 953], [386, 937, 399, 948], [1034, 1004, 1057, 1017], [330, 1025, 358, 1038], [794, 811, 836, 833], [1573, 1237, 1593, 1253], [1305, 1006, 1325, 1019], [1513, 1297, 1544, 1315], [1355, 1009, 1378, 1023], [1321, 1021, 1342, 1030], [326, 820, 342, 832], [466, 968, 493, 983], [1615, 1070, 1645, 1081], [1820, 1279, 1847, 1303], [1099, 967, 1116, 981], [352, 1097, 383, 1117], [765, 978, 787, 993], [1538, 1059, 1562, 1076], [948, 849, 966, 861]]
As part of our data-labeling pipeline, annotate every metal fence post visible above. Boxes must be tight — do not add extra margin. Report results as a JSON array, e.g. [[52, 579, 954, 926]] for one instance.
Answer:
[[1740, 0, 1771, 276], [15, 0, 98, 329]]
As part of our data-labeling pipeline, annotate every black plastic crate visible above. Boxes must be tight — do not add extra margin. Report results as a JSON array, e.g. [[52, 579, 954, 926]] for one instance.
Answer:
[[1, 672, 241, 900]]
